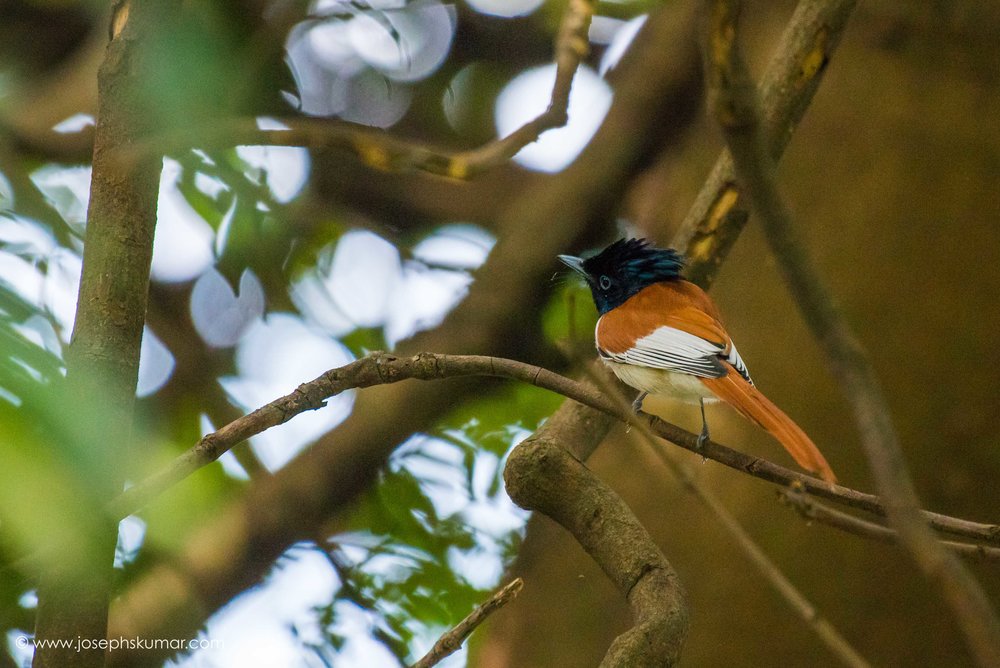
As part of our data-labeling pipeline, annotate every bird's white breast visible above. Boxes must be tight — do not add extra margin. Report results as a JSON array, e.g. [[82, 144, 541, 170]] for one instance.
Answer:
[[603, 359, 719, 405]]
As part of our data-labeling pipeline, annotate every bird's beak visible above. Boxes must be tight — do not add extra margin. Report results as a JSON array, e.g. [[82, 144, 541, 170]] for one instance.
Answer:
[[557, 254, 587, 277]]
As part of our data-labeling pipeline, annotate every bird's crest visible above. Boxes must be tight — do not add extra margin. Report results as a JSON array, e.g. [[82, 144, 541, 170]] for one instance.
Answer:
[[582, 238, 685, 285]]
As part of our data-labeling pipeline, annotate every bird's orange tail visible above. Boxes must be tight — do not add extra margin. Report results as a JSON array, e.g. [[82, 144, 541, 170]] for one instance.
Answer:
[[701, 368, 836, 483]]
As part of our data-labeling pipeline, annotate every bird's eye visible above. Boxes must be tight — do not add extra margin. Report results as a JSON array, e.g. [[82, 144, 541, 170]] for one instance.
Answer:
[[598, 275, 612, 290]]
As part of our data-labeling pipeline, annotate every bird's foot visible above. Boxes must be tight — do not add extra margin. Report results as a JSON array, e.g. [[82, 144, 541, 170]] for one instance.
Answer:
[[696, 399, 709, 450], [631, 391, 647, 414], [696, 423, 710, 451]]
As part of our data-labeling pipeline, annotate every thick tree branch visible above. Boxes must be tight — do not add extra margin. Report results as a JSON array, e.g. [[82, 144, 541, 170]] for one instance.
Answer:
[[504, 399, 689, 667], [701, 1, 1000, 664], [410, 578, 524, 668], [31, 3, 168, 667], [647, 440, 869, 667], [578, 367, 868, 667], [673, 0, 858, 286]]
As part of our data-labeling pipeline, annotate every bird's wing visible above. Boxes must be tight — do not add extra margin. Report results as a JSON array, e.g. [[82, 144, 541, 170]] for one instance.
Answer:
[[598, 304, 752, 380], [599, 324, 729, 378]]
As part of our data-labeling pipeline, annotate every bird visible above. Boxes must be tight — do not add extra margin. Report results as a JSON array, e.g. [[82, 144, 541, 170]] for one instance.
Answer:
[[559, 238, 836, 483]]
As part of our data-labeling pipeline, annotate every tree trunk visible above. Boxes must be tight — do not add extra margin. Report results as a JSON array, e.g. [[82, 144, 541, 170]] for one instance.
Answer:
[[32, 2, 166, 666]]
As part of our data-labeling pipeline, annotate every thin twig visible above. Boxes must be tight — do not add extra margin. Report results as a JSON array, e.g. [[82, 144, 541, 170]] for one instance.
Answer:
[[11, 352, 997, 560], [582, 365, 870, 668], [8, 353, 997, 575], [454, 0, 596, 175], [104, 352, 620, 519], [634, 409, 1000, 545], [701, 1, 1000, 664], [410, 578, 525, 668], [115, 0, 597, 179], [780, 489, 1000, 563], [675, 0, 858, 287], [97, 352, 997, 547], [95, 354, 1000, 542]]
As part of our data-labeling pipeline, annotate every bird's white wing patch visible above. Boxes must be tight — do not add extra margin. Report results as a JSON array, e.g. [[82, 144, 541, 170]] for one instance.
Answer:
[[599, 326, 727, 379]]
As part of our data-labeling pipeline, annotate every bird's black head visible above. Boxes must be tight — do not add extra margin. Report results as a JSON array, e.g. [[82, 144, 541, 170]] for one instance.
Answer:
[[558, 238, 685, 315]]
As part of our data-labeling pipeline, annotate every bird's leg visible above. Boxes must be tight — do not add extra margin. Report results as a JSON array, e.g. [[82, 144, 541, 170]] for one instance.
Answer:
[[697, 398, 710, 449], [631, 391, 648, 413]]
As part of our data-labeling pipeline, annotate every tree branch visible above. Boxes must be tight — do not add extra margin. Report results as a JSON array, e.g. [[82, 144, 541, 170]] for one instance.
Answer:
[[32, 3, 168, 667], [104, 352, 1000, 547], [637, 407, 1000, 545], [10, 351, 997, 579], [410, 578, 524, 668], [580, 367, 869, 667], [780, 489, 1000, 564], [115, 0, 597, 179], [504, 398, 689, 667], [109, 352, 616, 519], [674, 0, 858, 286], [700, 1, 1000, 664]]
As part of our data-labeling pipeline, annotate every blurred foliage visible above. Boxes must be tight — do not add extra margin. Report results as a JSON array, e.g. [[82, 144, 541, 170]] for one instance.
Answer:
[[311, 382, 562, 663], [0, 282, 63, 402], [542, 277, 599, 353], [0, 281, 64, 637], [340, 326, 389, 357]]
